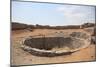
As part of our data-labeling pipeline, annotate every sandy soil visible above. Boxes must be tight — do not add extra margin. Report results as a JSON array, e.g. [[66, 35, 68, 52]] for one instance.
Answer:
[[11, 29, 96, 65]]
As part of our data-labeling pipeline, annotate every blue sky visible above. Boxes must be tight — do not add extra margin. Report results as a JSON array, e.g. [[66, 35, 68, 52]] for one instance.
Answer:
[[12, 1, 96, 26]]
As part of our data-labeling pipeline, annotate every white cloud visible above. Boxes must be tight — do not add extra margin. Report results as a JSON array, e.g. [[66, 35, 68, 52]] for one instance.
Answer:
[[56, 5, 95, 24]]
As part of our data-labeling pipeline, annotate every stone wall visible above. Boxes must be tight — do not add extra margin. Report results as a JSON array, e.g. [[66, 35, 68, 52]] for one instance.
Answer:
[[24, 36, 86, 50], [22, 32, 91, 57], [24, 37, 66, 50]]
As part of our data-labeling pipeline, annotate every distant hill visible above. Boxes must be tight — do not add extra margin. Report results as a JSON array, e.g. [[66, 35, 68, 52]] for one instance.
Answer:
[[11, 22, 34, 30], [11, 22, 95, 30]]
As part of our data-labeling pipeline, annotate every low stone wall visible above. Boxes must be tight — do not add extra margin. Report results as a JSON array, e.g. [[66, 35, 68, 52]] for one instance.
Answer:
[[24, 37, 87, 50], [21, 45, 73, 57], [24, 37, 68, 50]]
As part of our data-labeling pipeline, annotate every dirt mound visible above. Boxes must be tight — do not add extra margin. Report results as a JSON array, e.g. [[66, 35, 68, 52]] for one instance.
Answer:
[[82, 23, 95, 28]]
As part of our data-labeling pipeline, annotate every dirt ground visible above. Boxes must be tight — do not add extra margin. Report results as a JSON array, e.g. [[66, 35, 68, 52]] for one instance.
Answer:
[[11, 29, 96, 65]]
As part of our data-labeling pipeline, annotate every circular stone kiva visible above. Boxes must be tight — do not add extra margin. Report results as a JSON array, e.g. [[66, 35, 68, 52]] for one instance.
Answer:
[[21, 32, 91, 57]]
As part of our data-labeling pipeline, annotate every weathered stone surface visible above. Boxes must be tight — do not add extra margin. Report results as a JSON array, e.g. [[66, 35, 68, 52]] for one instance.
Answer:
[[70, 32, 90, 39]]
